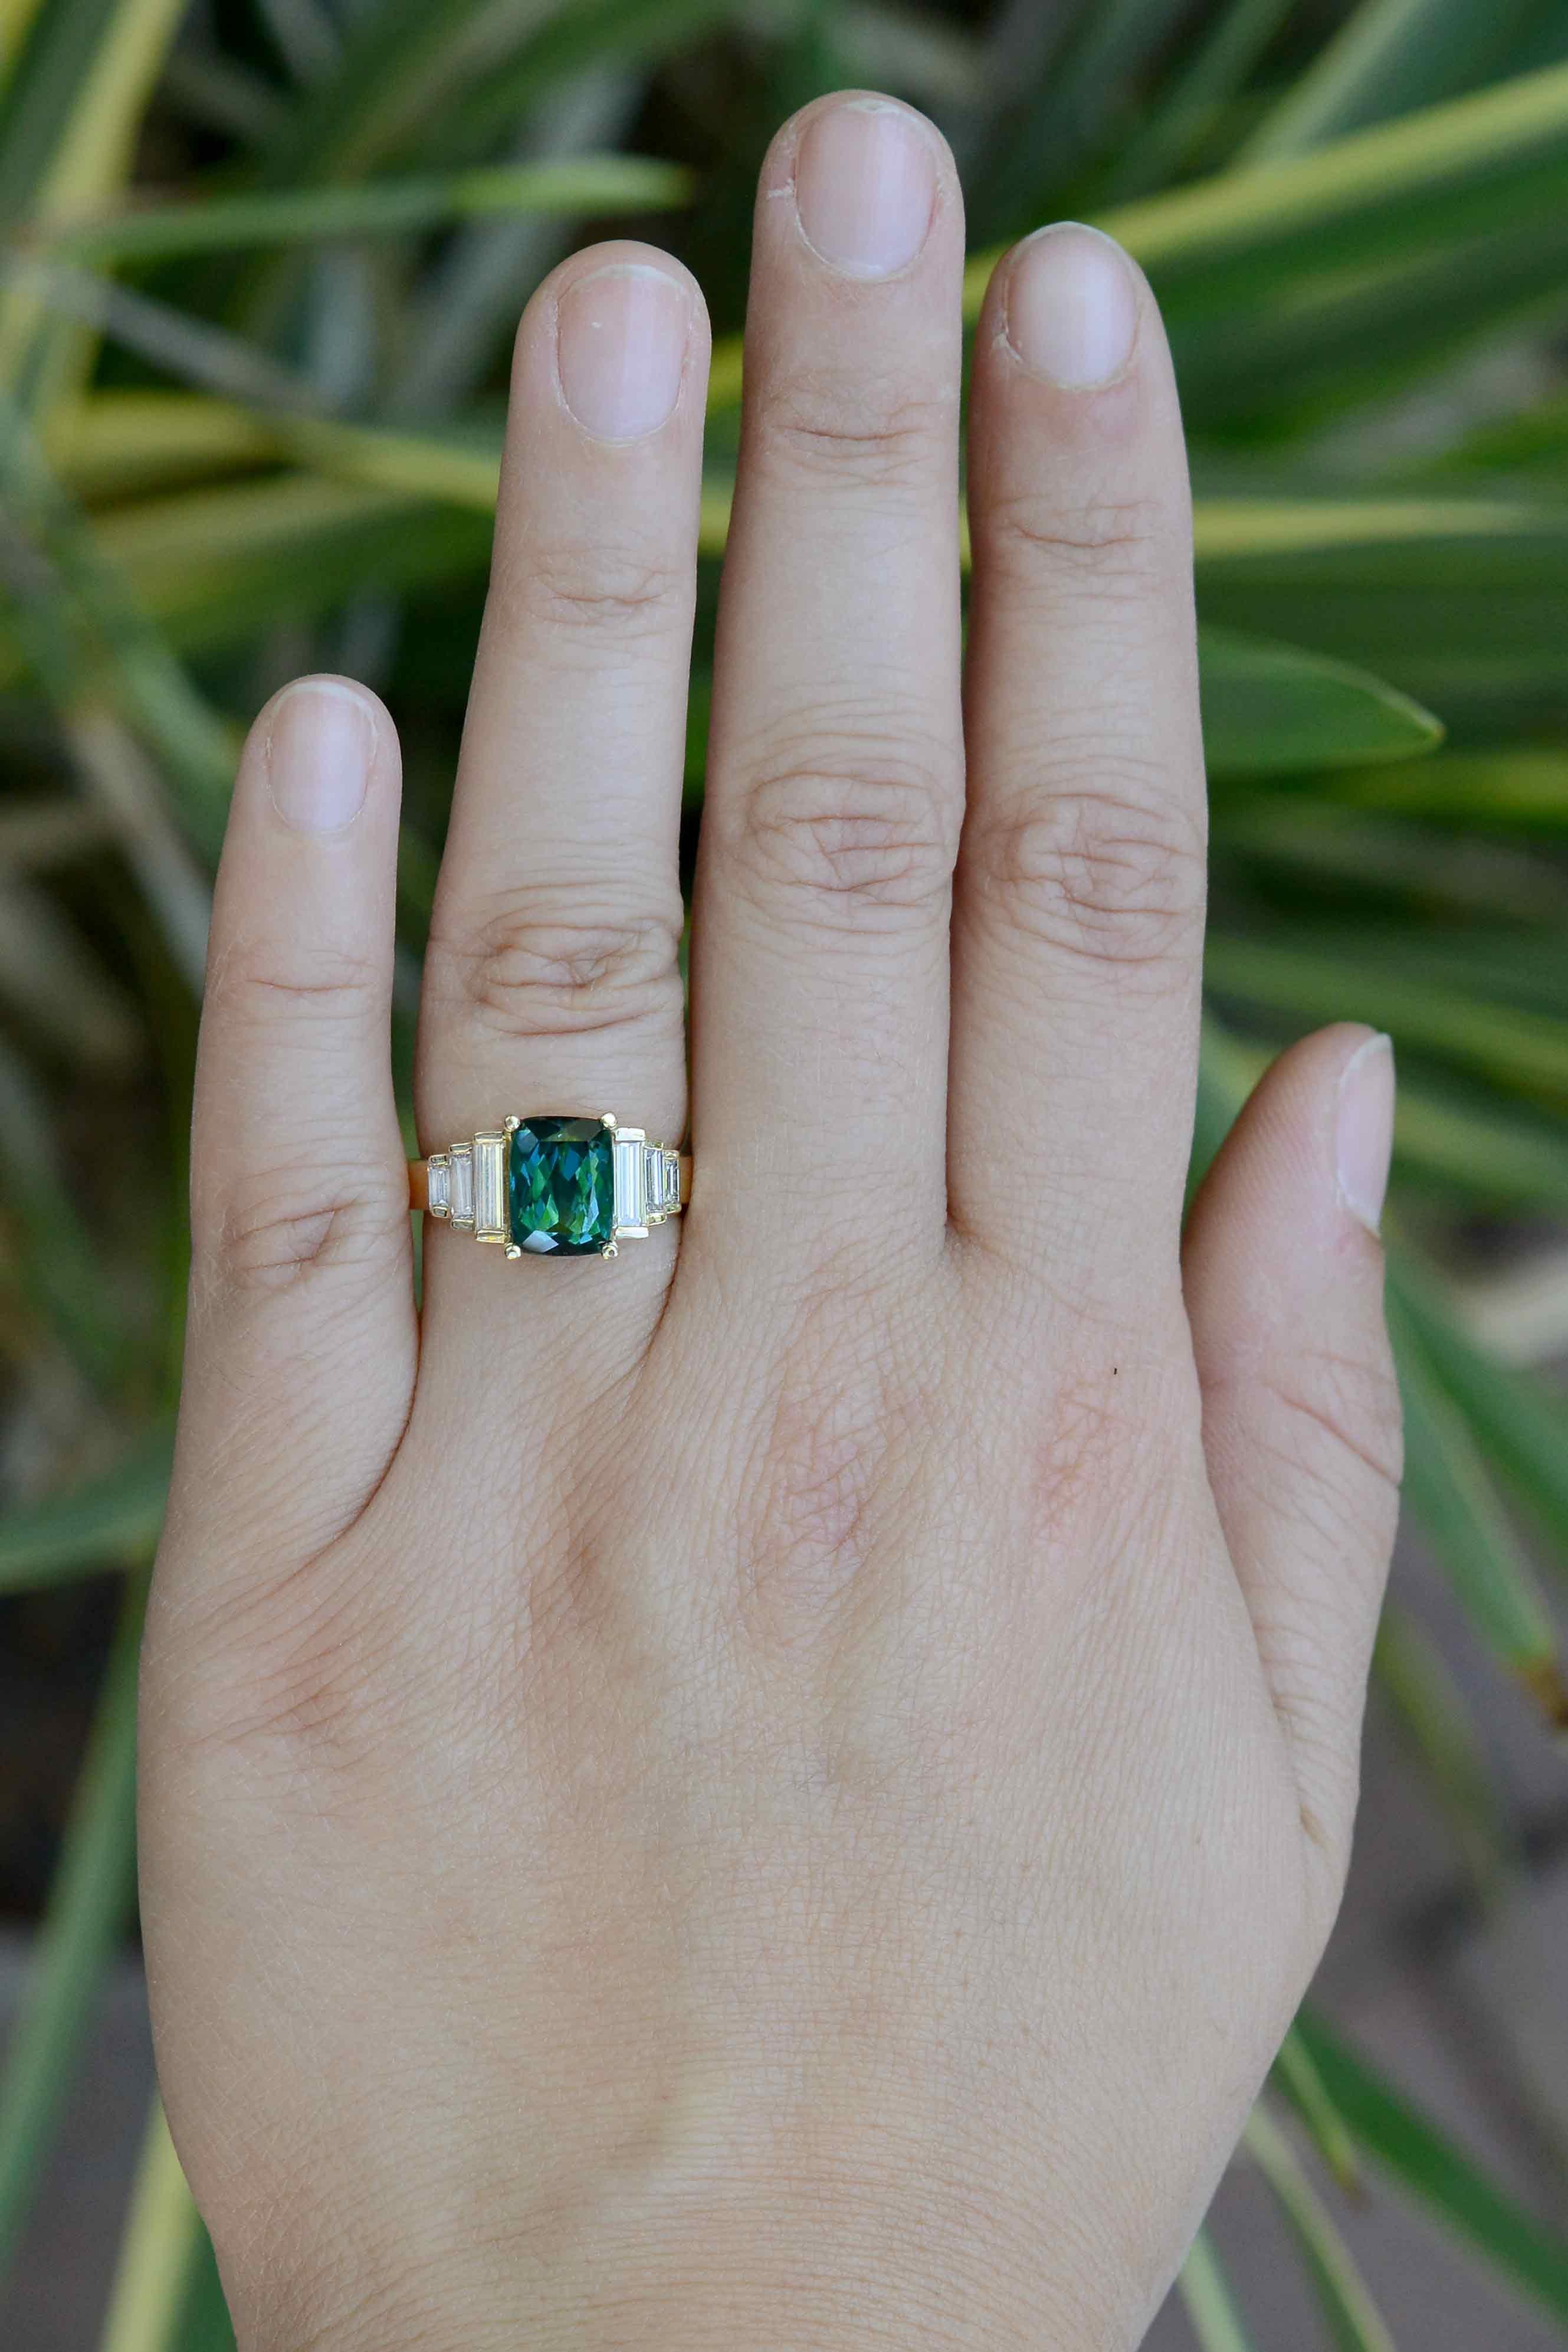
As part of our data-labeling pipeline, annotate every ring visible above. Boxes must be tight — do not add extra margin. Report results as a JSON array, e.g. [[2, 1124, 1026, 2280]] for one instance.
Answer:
[[408, 1113, 688, 1261]]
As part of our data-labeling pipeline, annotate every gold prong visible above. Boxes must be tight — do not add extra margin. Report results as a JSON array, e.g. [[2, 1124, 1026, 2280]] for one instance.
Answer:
[[601, 1112, 617, 1131], [504, 1243, 521, 1260], [503, 1113, 520, 1133], [601, 1240, 619, 1259]]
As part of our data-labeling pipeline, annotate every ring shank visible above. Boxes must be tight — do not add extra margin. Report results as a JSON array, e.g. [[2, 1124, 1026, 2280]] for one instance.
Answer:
[[406, 1154, 690, 1215]]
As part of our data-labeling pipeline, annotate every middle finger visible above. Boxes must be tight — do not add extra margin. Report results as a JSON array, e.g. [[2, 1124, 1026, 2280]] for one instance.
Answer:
[[691, 94, 966, 1286]]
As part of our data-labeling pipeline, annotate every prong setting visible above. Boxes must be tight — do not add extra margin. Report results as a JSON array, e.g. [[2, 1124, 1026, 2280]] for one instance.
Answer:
[[420, 1115, 682, 1260]]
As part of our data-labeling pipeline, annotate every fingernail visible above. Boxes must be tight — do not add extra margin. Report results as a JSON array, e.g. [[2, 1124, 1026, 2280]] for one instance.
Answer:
[[1005, 222, 1140, 388], [1336, 1033, 1395, 1236], [266, 679, 375, 834], [556, 262, 688, 442], [794, 97, 936, 279]]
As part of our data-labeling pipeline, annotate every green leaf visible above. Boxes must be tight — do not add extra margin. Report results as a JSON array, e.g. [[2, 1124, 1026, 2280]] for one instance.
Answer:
[[1387, 1285, 1564, 1713], [965, 54, 1568, 313], [0, 386, 237, 843], [0, 1434, 172, 1593], [1390, 1253, 1568, 1580], [24, 154, 692, 266], [1242, 0, 1554, 163], [0, 0, 123, 220], [1272, 2026, 1362, 2196], [1111, 0, 1300, 195], [1242, 2101, 1398, 2352], [263, 0, 737, 187], [1196, 1010, 1568, 1213], [23, 470, 493, 665], [169, 2225, 235, 2352], [1203, 932, 1568, 1105], [1177, 2227, 1259, 2352], [1295, 2010, 1568, 2328], [99, 2098, 204, 2352], [1325, 750, 1568, 829], [1218, 800, 1567, 925], [1373, 1601, 1521, 1904], [1200, 625, 1444, 775], [0, 1570, 145, 2279]]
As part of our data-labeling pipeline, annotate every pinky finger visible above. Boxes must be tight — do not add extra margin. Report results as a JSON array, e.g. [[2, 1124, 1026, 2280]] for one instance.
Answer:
[[1183, 1025, 1403, 1902], [164, 677, 415, 1605]]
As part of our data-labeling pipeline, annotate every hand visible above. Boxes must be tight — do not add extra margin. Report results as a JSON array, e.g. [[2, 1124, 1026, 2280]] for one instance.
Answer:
[[140, 91, 1402, 2352]]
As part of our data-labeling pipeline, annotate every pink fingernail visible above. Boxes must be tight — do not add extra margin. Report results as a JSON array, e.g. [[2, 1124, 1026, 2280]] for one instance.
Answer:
[[1336, 1033, 1395, 1236], [793, 97, 936, 279], [556, 262, 688, 443], [266, 679, 375, 834], [1005, 222, 1140, 389]]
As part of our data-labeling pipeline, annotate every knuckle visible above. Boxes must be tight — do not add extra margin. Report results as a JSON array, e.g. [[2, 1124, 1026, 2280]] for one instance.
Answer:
[[724, 720, 958, 924], [968, 774, 1205, 975], [163, 1552, 406, 1775], [500, 538, 687, 645], [204, 936, 383, 1033], [1246, 1336, 1405, 1521], [758, 367, 952, 493], [428, 881, 684, 1044], [983, 489, 1182, 597], [196, 1159, 408, 1296]]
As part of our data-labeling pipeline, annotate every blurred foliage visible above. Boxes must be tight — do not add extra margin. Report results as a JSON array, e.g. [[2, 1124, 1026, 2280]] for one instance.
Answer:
[[1, 0, 1567, 2344]]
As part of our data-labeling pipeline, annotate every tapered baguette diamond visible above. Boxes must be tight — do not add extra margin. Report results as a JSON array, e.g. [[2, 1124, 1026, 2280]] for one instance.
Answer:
[[450, 1145, 474, 1226]]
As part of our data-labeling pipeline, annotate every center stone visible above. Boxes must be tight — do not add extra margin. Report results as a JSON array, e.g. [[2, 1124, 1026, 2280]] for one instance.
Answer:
[[507, 1117, 615, 1255]]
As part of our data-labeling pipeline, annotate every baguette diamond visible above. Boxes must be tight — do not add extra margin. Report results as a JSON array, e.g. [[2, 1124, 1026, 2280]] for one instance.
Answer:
[[473, 1134, 507, 1241], [613, 1135, 645, 1230], [450, 1144, 474, 1227]]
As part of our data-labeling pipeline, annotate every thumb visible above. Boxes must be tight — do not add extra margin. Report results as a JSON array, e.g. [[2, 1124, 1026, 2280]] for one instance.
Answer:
[[1183, 1024, 1403, 1907]]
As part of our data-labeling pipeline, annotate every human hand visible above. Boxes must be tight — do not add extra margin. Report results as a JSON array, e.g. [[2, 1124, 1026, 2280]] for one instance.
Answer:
[[139, 90, 1402, 2352]]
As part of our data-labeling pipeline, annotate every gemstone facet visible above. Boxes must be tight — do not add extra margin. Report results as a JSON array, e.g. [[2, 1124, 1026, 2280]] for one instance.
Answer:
[[507, 1117, 615, 1255]]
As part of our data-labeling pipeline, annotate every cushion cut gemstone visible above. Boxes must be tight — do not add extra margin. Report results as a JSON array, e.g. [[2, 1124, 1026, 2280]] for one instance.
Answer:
[[507, 1117, 615, 1254]]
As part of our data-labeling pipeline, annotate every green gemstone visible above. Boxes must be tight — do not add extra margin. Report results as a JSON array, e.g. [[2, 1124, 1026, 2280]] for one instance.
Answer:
[[507, 1117, 615, 1255]]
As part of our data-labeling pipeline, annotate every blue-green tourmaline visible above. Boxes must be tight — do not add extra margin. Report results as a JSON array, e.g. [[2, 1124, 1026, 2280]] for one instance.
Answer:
[[507, 1118, 614, 1254]]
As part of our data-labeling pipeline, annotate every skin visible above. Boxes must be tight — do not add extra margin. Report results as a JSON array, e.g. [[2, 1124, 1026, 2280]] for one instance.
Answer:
[[139, 93, 1403, 2352]]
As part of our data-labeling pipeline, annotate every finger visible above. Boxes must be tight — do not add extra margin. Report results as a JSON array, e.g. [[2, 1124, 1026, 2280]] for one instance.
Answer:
[[690, 94, 965, 1277], [950, 227, 1205, 1314], [1183, 1026, 1402, 1901], [165, 677, 414, 1598], [416, 241, 708, 1312]]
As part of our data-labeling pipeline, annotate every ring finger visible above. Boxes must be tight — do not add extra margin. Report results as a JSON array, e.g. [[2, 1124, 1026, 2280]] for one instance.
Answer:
[[415, 240, 710, 1361]]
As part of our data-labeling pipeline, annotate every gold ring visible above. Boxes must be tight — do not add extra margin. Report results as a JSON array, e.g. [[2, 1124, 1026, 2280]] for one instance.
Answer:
[[408, 1113, 687, 1262]]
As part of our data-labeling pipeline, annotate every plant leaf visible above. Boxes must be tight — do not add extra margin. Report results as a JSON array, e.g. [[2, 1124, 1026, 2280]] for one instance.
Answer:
[[1387, 1284, 1565, 1716], [0, 1570, 145, 2279], [1295, 2010, 1568, 2327], [1272, 2026, 1362, 2196], [1200, 625, 1444, 774], [99, 2098, 204, 2352], [1390, 1252, 1568, 1580], [1242, 0, 1553, 163], [1242, 2101, 1398, 2352], [1373, 1600, 1521, 1904], [24, 154, 692, 265], [1177, 2226, 1259, 2352], [1204, 932, 1568, 1104], [0, 1433, 172, 1592]]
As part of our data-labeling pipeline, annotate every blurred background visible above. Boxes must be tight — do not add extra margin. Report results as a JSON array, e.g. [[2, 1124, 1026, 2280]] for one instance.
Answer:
[[1, 0, 1567, 2344]]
